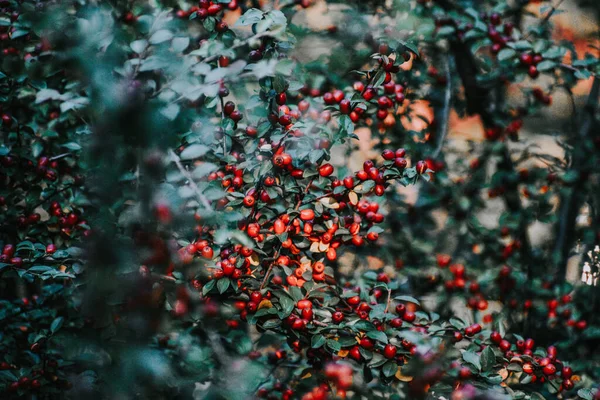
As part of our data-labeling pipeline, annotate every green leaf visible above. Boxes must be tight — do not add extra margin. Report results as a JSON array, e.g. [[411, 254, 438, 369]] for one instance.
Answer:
[[217, 278, 230, 294], [172, 37, 190, 52], [312, 335, 326, 349], [480, 346, 495, 371], [382, 361, 397, 377], [180, 144, 210, 160], [50, 317, 64, 334], [149, 29, 173, 44], [366, 330, 388, 344], [202, 280, 216, 295], [278, 294, 294, 317], [11, 29, 29, 39], [575, 69, 592, 80], [62, 142, 82, 151], [29, 265, 53, 273], [437, 26, 456, 36], [288, 286, 303, 301], [235, 8, 264, 26], [462, 350, 481, 371], [160, 104, 180, 121], [130, 39, 148, 54], [536, 60, 556, 72], [339, 115, 354, 136], [326, 339, 341, 352], [497, 48, 516, 62], [398, 40, 419, 57], [577, 389, 594, 400], [394, 295, 420, 306]]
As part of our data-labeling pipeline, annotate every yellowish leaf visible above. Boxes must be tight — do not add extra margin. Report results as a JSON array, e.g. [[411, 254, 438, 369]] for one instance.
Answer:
[[395, 368, 413, 382], [258, 299, 273, 310], [348, 191, 358, 205]]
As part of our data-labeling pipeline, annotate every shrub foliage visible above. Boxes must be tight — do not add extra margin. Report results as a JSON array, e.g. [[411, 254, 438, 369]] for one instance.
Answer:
[[1, 0, 600, 399]]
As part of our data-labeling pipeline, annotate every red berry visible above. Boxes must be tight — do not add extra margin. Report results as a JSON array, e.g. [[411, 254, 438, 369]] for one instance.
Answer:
[[319, 163, 334, 177], [383, 344, 397, 359], [528, 65, 539, 79], [519, 53, 533, 66], [382, 149, 395, 160], [499, 339, 511, 353], [343, 176, 354, 189], [453, 331, 463, 342], [332, 311, 344, 323], [223, 101, 235, 115], [394, 157, 407, 169], [276, 92, 287, 105], [562, 379, 574, 390], [403, 311, 415, 323], [543, 363, 556, 376], [490, 331, 502, 344], [459, 367, 472, 379], [201, 246, 214, 259]]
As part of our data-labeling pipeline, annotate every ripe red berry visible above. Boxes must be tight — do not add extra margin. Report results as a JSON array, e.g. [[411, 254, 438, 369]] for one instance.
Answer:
[[453, 331, 463, 342], [207, 4, 222, 15], [218, 55, 230, 67], [319, 163, 334, 177], [243, 196, 255, 207], [343, 176, 354, 189], [459, 367, 472, 379], [390, 318, 403, 328], [519, 53, 533, 66], [323, 92, 335, 105], [201, 246, 214, 259], [245, 126, 258, 137], [528, 65, 539, 79], [362, 87, 375, 101], [249, 50, 263, 61], [522, 363, 534, 374], [349, 346, 361, 361], [562, 379, 574, 390], [276, 92, 287, 105], [490, 331, 502, 344], [416, 160, 427, 174], [300, 209, 315, 221], [382, 149, 395, 160], [543, 363, 556, 376], [499, 339, 511, 353], [394, 157, 407, 169], [403, 311, 415, 323], [332, 311, 344, 323], [293, 300, 311, 311], [383, 344, 397, 359], [366, 232, 379, 241]]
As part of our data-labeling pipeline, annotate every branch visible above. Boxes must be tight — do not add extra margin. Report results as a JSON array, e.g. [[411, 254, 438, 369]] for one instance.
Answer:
[[168, 149, 212, 210], [432, 57, 453, 158], [553, 77, 600, 279]]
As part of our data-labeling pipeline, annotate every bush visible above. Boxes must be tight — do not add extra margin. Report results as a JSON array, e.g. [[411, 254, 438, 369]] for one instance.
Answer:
[[1, 0, 600, 399]]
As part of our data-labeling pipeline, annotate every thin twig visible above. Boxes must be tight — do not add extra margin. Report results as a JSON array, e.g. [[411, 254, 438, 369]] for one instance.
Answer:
[[432, 57, 452, 158], [49, 153, 73, 161], [168, 149, 212, 210], [384, 288, 392, 314]]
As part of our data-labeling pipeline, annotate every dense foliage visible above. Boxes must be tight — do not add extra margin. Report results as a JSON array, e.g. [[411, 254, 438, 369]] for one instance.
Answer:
[[1, 0, 600, 399]]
